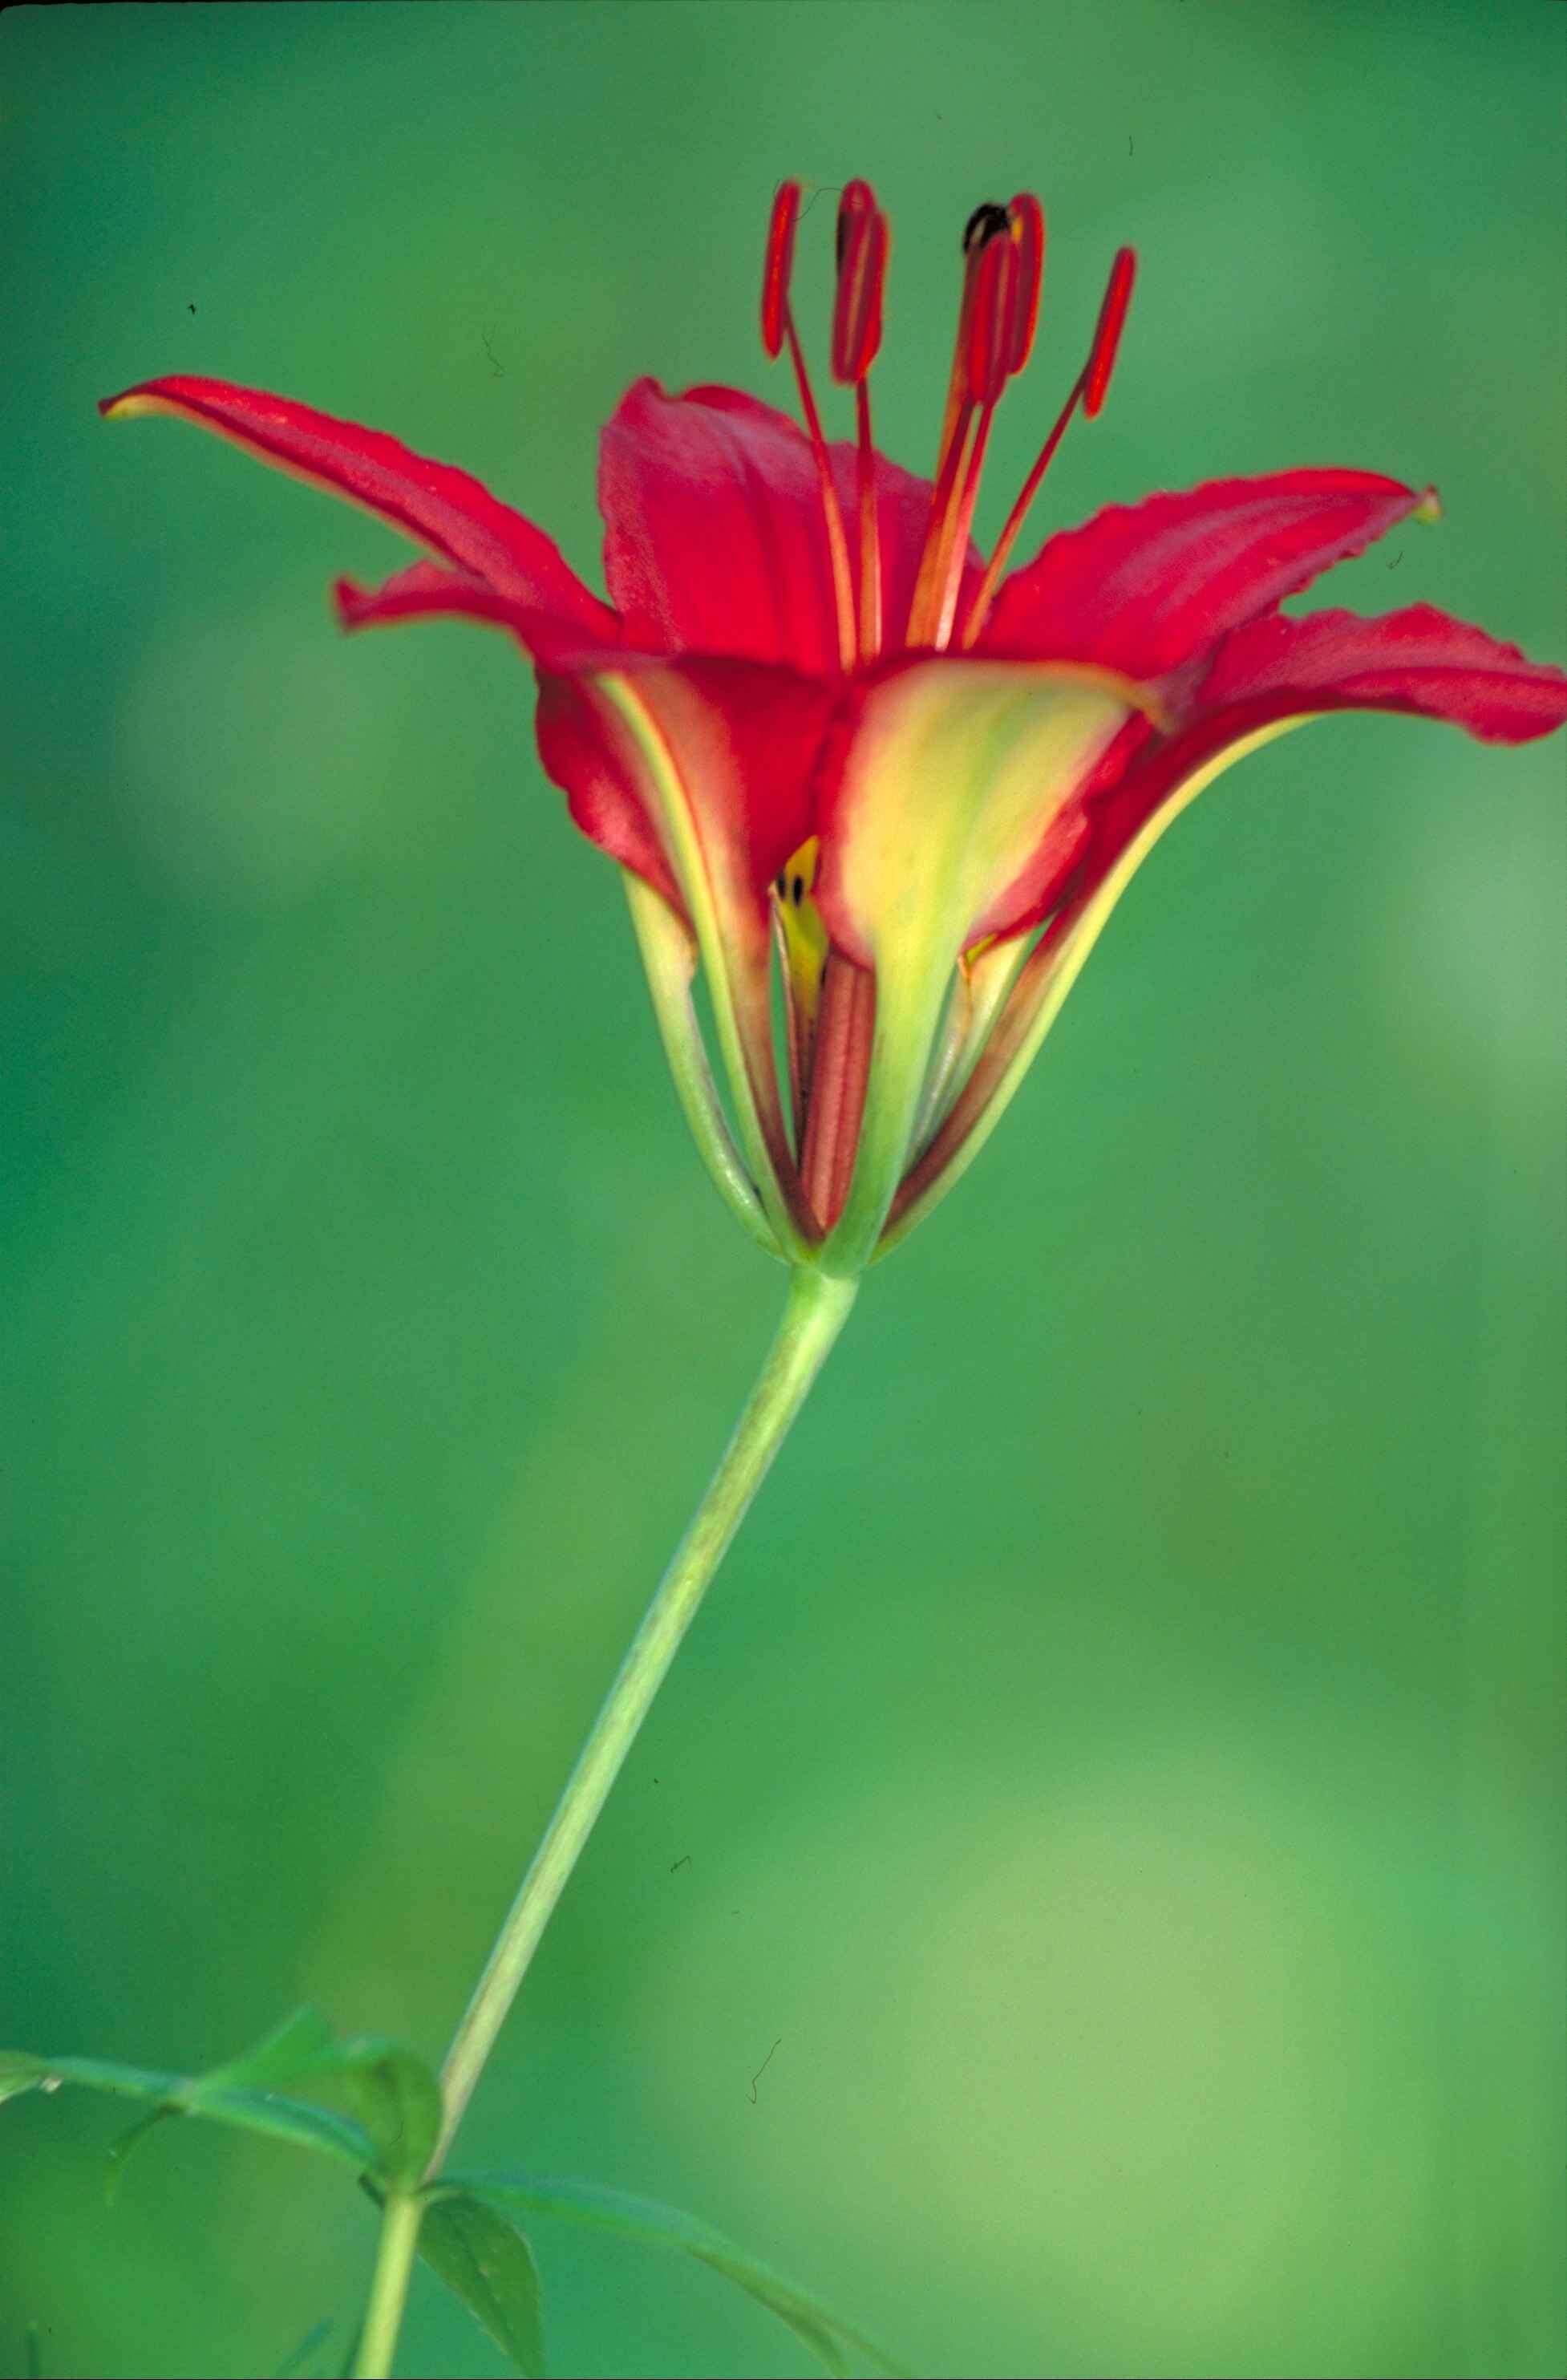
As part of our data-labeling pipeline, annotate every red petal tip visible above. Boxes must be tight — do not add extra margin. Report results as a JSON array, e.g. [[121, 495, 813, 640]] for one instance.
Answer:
[[761, 180, 803, 361], [831, 202, 889, 385], [1082, 245, 1136, 419], [1415, 486, 1442, 524], [1004, 193, 1046, 375]]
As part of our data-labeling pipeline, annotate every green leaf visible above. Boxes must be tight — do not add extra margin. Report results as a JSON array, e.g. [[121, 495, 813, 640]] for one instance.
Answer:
[[416, 2191, 545, 2376], [0, 2045, 375, 2175], [0, 2013, 444, 2187], [334, 2037, 443, 2187], [204, 2006, 342, 2092], [187, 2082, 378, 2170], [441, 2171, 908, 2379]]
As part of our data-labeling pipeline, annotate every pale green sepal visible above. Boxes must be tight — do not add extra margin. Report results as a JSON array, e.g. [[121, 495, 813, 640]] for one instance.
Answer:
[[877, 718, 1310, 1258], [822, 663, 1146, 1275], [589, 674, 812, 1259], [911, 933, 1027, 1156], [623, 871, 783, 1260]]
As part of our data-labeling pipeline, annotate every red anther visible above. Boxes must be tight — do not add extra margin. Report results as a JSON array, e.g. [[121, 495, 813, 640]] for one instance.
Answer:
[[835, 176, 877, 267], [963, 229, 1018, 407], [832, 203, 888, 385], [1082, 245, 1136, 418], [761, 180, 802, 360], [1004, 193, 1046, 375]]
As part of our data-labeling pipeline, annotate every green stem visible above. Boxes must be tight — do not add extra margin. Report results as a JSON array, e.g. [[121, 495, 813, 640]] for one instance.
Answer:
[[431, 1263, 859, 2172], [354, 2190, 423, 2380]]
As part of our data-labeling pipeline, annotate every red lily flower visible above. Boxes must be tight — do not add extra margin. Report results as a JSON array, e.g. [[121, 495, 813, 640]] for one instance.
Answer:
[[100, 181, 1567, 1273]]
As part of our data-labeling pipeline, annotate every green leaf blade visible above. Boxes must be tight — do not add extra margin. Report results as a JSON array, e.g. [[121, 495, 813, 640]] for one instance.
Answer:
[[202, 2006, 341, 2093], [443, 2170, 908, 2379], [1, 2044, 377, 2175], [417, 2191, 546, 2376]]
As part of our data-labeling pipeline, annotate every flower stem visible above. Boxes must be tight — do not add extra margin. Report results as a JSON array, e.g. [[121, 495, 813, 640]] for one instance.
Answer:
[[430, 1263, 860, 2172], [353, 2190, 423, 2380]]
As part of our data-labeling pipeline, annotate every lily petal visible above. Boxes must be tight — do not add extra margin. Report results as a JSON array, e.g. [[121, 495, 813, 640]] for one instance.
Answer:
[[534, 671, 685, 914], [598, 379, 978, 672], [537, 658, 836, 1249], [334, 560, 626, 672], [980, 468, 1432, 680], [1193, 602, 1567, 744], [99, 374, 618, 630], [1067, 602, 1567, 905], [812, 657, 1148, 1270], [888, 602, 1567, 1253]]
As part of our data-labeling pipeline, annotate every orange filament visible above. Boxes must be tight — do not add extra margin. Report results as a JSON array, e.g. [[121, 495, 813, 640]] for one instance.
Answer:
[[854, 380, 881, 659], [957, 377, 1081, 647]]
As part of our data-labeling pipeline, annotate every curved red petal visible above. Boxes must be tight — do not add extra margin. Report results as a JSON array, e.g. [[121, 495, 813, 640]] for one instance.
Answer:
[[1056, 602, 1567, 931], [597, 379, 977, 672], [1194, 602, 1567, 744], [100, 374, 617, 629], [537, 658, 836, 1239], [535, 672, 686, 914], [979, 467, 1432, 680], [533, 655, 836, 914], [334, 560, 625, 671]]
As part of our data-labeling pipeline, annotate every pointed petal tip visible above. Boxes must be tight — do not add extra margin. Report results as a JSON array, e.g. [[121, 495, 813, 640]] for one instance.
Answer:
[[1414, 485, 1442, 525], [331, 574, 370, 630]]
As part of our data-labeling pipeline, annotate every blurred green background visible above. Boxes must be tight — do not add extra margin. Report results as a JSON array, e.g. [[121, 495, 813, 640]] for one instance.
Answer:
[[3, 4, 1564, 2374]]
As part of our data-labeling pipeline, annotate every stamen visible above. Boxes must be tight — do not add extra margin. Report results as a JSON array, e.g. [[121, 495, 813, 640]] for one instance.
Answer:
[[1083, 244, 1136, 417], [1004, 193, 1045, 375], [963, 226, 1018, 410], [911, 201, 1016, 645], [760, 181, 801, 361], [958, 243, 1140, 648], [931, 201, 1010, 492], [831, 183, 889, 663], [830, 184, 885, 383], [925, 233, 1018, 647], [907, 400, 975, 647], [759, 179, 857, 672]]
